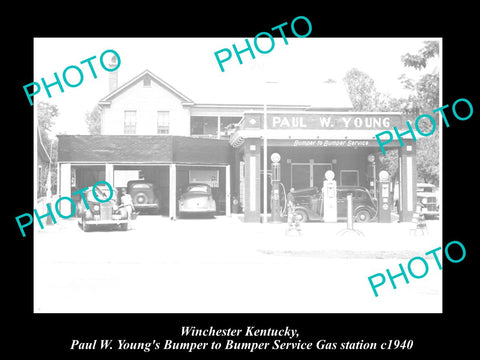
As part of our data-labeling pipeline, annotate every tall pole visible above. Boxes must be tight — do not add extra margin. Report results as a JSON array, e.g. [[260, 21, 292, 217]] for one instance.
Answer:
[[263, 101, 268, 223], [263, 81, 277, 224]]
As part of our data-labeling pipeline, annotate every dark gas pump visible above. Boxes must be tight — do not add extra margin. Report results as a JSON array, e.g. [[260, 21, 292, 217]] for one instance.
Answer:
[[377, 170, 391, 223], [270, 153, 282, 223]]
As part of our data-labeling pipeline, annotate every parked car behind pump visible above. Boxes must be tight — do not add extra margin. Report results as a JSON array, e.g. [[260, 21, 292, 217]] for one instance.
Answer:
[[416, 183, 439, 219], [78, 185, 129, 231], [178, 183, 216, 217], [127, 180, 161, 214], [292, 186, 377, 223]]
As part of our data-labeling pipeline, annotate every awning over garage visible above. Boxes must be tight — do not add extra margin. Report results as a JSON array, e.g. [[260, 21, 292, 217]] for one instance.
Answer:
[[56, 135, 234, 220], [57, 135, 233, 164]]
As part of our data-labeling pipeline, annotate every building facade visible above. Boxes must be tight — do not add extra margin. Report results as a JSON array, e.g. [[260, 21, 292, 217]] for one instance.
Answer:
[[57, 68, 417, 222]]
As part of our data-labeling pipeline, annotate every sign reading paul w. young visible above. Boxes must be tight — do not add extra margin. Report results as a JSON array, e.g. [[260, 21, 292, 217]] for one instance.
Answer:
[[241, 112, 406, 130]]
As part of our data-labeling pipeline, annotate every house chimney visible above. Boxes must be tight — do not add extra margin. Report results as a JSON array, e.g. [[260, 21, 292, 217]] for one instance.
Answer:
[[108, 54, 119, 93]]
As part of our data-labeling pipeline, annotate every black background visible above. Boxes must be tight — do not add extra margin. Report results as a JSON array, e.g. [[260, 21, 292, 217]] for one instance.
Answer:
[[7, 4, 476, 358]]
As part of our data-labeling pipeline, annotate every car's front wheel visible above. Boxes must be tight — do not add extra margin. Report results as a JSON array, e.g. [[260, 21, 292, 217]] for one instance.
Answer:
[[355, 209, 371, 223], [294, 209, 308, 223], [82, 217, 91, 232]]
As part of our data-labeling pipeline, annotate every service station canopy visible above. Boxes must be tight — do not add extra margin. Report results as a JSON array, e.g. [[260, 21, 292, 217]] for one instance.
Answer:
[[229, 112, 411, 148]]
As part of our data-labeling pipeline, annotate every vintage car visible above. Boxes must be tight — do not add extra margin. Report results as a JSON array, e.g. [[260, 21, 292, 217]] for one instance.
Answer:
[[127, 180, 161, 214], [291, 186, 377, 223], [78, 185, 129, 231], [417, 183, 439, 219], [178, 183, 216, 217]]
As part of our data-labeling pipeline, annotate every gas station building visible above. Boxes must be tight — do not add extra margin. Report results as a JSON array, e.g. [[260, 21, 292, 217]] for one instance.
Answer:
[[229, 111, 416, 222], [56, 69, 417, 223]]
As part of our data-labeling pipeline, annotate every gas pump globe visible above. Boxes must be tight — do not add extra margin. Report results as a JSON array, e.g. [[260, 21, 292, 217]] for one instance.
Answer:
[[270, 153, 282, 223]]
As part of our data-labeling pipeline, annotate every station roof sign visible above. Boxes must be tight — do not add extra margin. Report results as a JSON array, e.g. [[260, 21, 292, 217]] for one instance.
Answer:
[[229, 111, 411, 147], [239, 112, 406, 131]]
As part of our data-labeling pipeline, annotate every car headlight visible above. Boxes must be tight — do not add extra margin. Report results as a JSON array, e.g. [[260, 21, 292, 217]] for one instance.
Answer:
[[93, 204, 100, 211], [421, 198, 427, 205]]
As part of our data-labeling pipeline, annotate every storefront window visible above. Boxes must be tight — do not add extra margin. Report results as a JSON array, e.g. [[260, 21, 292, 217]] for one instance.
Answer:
[[340, 170, 359, 186], [291, 163, 332, 189]]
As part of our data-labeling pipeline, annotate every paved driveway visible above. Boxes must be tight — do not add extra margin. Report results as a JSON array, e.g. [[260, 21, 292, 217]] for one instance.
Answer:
[[34, 215, 442, 313]]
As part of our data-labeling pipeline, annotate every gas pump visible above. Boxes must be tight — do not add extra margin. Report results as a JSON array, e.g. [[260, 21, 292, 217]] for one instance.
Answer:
[[322, 170, 337, 223], [270, 153, 282, 223], [377, 170, 391, 223], [367, 154, 376, 199]]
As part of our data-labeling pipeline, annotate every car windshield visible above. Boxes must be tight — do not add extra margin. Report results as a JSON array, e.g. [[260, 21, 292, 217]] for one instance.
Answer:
[[337, 189, 371, 201], [86, 186, 117, 202], [186, 185, 210, 193], [417, 184, 435, 192], [353, 190, 368, 200], [418, 187, 433, 193]]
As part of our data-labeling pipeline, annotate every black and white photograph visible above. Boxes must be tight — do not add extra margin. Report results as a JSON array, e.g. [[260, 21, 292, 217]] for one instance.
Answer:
[[32, 37, 442, 313]]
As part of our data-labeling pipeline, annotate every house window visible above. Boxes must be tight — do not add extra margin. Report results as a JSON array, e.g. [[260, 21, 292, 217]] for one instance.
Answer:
[[220, 116, 241, 139], [191, 116, 217, 137], [157, 111, 170, 134], [124, 111, 137, 134], [191, 116, 241, 139]]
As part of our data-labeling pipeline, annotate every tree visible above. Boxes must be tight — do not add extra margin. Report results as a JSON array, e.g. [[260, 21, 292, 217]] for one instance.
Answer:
[[38, 101, 59, 148], [37, 102, 59, 197], [85, 104, 102, 134], [343, 68, 406, 112], [399, 41, 440, 185], [341, 41, 440, 186], [343, 68, 379, 111], [401, 41, 439, 71], [343, 68, 402, 178]]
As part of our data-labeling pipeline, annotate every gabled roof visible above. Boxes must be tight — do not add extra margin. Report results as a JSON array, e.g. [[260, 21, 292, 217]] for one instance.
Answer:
[[98, 69, 353, 111], [99, 70, 194, 105]]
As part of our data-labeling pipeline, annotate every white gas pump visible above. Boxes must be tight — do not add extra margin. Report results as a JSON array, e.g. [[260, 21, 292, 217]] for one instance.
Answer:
[[270, 153, 282, 223], [377, 170, 391, 223], [322, 170, 337, 223]]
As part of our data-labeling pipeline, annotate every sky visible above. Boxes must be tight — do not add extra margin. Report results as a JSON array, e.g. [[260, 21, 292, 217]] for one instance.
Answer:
[[33, 37, 440, 136]]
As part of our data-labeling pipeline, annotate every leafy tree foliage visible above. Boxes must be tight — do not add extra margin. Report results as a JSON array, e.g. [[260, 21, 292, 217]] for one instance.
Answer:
[[37, 102, 59, 197], [400, 41, 440, 185], [343, 68, 379, 111], [343, 68, 401, 178], [38, 101, 58, 148], [342, 41, 440, 186], [401, 41, 439, 71], [85, 105, 102, 135]]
